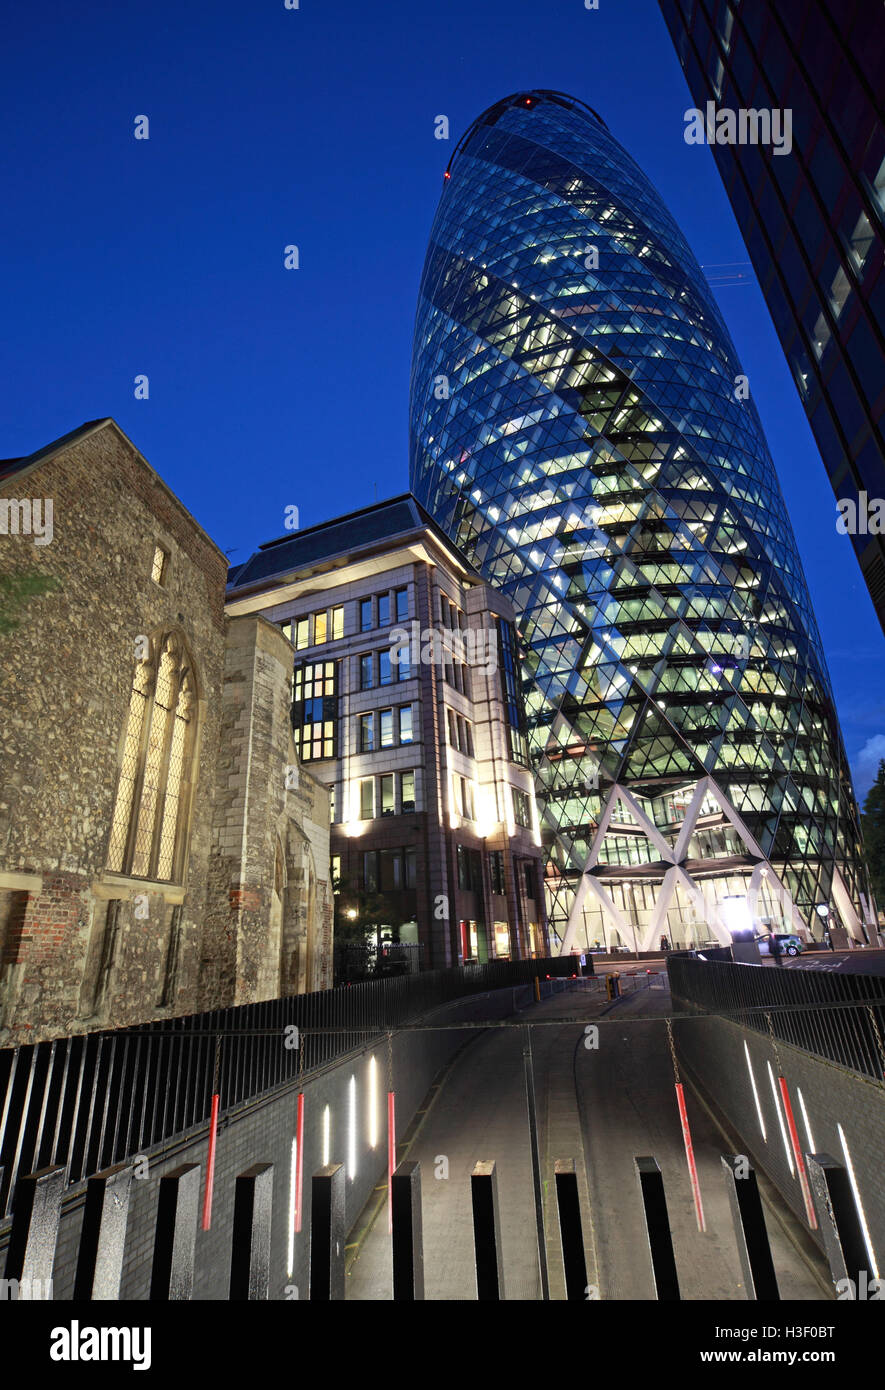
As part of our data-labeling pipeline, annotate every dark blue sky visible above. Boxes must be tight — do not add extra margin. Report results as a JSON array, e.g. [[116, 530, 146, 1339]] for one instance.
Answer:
[[3, 0, 882, 795]]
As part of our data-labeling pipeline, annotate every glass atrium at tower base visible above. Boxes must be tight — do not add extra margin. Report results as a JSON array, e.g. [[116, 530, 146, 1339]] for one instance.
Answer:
[[409, 90, 874, 953]]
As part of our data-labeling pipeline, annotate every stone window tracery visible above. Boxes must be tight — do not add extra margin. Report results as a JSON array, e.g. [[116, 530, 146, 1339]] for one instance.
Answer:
[[107, 631, 197, 882]]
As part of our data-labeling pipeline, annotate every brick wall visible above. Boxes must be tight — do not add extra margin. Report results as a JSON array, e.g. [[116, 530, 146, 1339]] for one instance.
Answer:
[[673, 1011, 885, 1264]]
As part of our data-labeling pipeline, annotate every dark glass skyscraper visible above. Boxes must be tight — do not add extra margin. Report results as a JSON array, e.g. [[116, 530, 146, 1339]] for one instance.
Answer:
[[410, 90, 872, 952], [659, 0, 885, 632]]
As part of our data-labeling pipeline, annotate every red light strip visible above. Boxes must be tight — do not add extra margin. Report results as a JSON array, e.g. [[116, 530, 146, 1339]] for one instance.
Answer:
[[675, 1083, 706, 1232], [202, 1092, 220, 1230], [295, 1091, 305, 1233], [778, 1075, 818, 1228], [387, 1091, 396, 1235]]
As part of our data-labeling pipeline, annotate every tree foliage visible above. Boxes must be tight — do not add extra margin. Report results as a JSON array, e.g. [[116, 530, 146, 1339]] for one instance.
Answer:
[[862, 759, 885, 910]]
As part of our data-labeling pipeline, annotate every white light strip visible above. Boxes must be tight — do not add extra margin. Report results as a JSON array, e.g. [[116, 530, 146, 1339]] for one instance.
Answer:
[[348, 1075, 357, 1181], [767, 1061, 794, 1175], [796, 1087, 816, 1155], [369, 1056, 378, 1149], [287, 1137, 297, 1278], [837, 1123, 879, 1279], [744, 1042, 766, 1141], [322, 1105, 331, 1167]]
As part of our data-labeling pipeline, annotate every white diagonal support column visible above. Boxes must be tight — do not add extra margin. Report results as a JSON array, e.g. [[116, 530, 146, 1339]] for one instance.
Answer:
[[831, 864, 866, 943]]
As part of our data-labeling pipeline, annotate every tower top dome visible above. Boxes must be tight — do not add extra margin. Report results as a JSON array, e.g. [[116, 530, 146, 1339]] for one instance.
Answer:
[[444, 89, 608, 179]]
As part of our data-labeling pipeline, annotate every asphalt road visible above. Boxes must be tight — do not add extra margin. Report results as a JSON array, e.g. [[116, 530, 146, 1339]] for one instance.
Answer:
[[772, 949, 885, 975]]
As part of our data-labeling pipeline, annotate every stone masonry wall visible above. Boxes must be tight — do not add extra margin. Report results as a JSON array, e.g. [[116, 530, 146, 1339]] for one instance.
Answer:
[[0, 421, 228, 1042], [204, 613, 331, 1006]]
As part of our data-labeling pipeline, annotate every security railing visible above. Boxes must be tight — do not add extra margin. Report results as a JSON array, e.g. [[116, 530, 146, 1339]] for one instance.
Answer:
[[0, 955, 574, 1218], [667, 956, 885, 1082]]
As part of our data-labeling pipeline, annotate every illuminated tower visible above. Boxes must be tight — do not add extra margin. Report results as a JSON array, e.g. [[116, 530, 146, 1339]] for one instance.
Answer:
[[409, 90, 871, 950]]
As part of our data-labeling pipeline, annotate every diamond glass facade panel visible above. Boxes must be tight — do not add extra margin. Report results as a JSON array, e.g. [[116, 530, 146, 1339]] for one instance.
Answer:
[[409, 89, 868, 943]]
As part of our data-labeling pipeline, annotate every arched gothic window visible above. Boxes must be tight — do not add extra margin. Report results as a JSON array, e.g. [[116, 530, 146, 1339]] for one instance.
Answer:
[[107, 631, 198, 882]]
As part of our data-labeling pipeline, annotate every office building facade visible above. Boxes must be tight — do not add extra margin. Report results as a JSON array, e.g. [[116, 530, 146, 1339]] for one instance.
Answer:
[[226, 495, 548, 969], [659, 0, 885, 630], [409, 89, 872, 951]]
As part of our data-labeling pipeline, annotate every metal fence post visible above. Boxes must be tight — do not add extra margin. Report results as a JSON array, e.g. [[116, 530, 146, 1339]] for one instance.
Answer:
[[150, 1163, 200, 1301], [310, 1163, 345, 1300], [391, 1159, 424, 1300], [229, 1162, 274, 1301], [720, 1155, 779, 1301], [73, 1161, 134, 1300]]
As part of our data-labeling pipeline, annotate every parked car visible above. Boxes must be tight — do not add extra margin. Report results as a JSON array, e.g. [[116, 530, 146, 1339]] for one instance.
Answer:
[[758, 933, 804, 956]]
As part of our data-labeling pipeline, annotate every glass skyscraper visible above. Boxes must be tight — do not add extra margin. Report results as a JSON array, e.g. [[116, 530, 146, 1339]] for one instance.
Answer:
[[409, 89, 872, 951], [659, 0, 885, 633]]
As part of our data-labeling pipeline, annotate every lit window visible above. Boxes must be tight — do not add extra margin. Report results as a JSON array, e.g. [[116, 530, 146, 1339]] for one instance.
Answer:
[[314, 611, 328, 645], [331, 606, 344, 640], [151, 546, 168, 586], [293, 661, 336, 759], [380, 708, 394, 748], [107, 631, 197, 883], [295, 618, 309, 650], [358, 713, 374, 752], [828, 266, 852, 321], [453, 775, 474, 820]]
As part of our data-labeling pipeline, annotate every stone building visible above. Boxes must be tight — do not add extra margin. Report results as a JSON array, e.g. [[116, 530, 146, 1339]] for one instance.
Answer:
[[226, 494, 548, 970], [0, 419, 332, 1046]]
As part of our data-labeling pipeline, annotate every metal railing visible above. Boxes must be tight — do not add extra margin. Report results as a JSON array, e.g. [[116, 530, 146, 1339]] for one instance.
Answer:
[[667, 956, 885, 1082], [0, 955, 574, 1218]]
